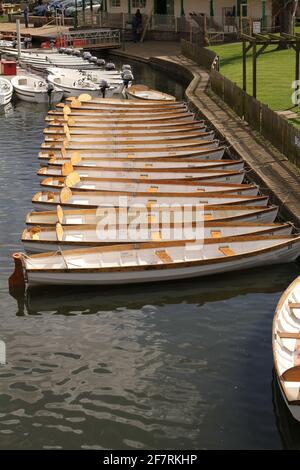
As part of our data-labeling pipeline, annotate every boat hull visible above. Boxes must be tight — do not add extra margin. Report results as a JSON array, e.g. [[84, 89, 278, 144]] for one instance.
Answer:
[[24, 239, 300, 286]]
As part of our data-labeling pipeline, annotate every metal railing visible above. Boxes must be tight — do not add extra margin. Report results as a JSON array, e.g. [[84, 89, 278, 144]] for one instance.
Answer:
[[61, 28, 121, 48]]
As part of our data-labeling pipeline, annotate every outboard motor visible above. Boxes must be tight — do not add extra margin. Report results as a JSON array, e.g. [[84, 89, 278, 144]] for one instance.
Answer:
[[97, 58, 106, 67], [74, 50, 81, 57], [65, 48, 73, 55], [46, 81, 55, 105], [99, 79, 109, 98], [58, 47, 65, 54], [82, 51, 92, 60], [105, 62, 116, 71], [122, 64, 131, 72], [89, 56, 98, 63], [122, 72, 134, 90]]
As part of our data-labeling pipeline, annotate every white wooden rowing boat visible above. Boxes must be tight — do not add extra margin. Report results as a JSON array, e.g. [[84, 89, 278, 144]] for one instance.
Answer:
[[47, 119, 205, 130], [64, 96, 181, 107], [25, 204, 279, 227], [0, 77, 13, 106], [37, 164, 245, 184], [44, 122, 208, 135], [11, 76, 63, 104], [45, 157, 244, 172], [32, 189, 269, 211], [39, 174, 257, 196], [44, 130, 215, 142], [50, 106, 189, 118], [22, 222, 292, 253], [58, 100, 186, 112], [126, 85, 175, 101], [45, 112, 195, 123], [39, 146, 226, 161], [273, 276, 300, 421], [13, 235, 300, 286], [41, 139, 220, 151]]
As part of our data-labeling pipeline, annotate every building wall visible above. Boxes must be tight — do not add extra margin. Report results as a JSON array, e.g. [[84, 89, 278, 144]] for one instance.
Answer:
[[105, 0, 272, 19]]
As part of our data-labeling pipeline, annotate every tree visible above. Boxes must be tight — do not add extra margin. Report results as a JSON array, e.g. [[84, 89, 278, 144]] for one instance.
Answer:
[[274, 0, 299, 34]]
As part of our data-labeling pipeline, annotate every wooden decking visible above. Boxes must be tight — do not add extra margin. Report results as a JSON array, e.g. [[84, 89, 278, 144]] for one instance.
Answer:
[[0, 22, 69, 39]]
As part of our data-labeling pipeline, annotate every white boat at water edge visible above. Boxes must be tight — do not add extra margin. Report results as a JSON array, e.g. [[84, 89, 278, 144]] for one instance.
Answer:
[[273, 276, 300, 422], [126, 84, 176, 101], [47, 73, 117, 99], [37, 163, 244, 183], [0, 77, 13, 105], [31, 188, 269, 211], [11, 75, 63, 103], [12, 235, 300, 286], [46, 67, 132, 94], [25, 204, 279, 227], [39, 172, 256, 195], [44, 156, 245, 172], [22, 222, 292, 253], [38, 146, 226, 161]]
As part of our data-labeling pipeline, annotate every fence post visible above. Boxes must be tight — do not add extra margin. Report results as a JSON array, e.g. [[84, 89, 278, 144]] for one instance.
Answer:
[[175, 16, 178, 33], [189, 22, 192, 42]]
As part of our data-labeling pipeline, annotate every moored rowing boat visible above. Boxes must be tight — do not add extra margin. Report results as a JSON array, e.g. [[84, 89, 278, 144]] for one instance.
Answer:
[[273, 276, 300, 422], [25, 204, 279, 227], [32, 188, 269, 211], [37, 164, 245, 183], [13, 234, 300, 286], [39, 174, 256, 196], [22, 222, 292, 253]]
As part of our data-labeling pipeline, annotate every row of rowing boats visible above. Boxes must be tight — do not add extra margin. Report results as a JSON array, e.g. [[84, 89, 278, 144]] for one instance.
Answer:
[[9, 92, 300, 288]]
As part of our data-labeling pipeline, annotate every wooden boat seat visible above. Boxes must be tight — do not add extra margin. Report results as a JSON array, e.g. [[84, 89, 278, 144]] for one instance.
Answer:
[[147, 186, 158, 193], [29, 227, 41, 240], [204, 213, 213, 221], [147, 200, 157, 209], [155, 249, 173, 264], [281, 365, 300, 382], [120, 251, 137, 266], [148, 215, 157, 224], [219, 246, 236, 256], [151, 231, 161, 241], [211, 230, 221, 238], [70, 152, 81, 165], [289, 302, 300, 309], [278, 332, 300, 339]]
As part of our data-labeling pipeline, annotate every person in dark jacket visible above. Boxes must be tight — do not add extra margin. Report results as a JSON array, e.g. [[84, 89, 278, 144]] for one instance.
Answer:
[[132, 9, 142, 43], [24, 1, 29, 28]]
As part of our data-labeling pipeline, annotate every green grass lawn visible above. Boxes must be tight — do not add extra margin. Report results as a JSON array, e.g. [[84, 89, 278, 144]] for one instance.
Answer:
[[208, 42, 300, 127]]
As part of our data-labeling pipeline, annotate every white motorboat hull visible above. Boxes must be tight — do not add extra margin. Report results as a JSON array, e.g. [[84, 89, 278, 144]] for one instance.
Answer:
[[14, 88, 63, 104]]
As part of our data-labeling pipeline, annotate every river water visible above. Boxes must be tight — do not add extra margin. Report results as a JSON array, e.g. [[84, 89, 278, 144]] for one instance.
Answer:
[[0, 58, 300, 450]]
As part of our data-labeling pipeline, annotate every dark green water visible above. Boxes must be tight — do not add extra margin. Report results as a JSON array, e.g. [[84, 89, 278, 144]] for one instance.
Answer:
[[0, 59, 300, 449]]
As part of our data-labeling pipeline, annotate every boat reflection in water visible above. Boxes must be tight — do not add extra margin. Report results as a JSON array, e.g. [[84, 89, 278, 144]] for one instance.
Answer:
[[272, 370, 300, 449], [9, 263, 300, 317]]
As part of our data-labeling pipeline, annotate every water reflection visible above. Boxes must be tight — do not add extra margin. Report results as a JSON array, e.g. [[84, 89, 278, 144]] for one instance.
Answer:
[[9, 264, 300, 316], [272, 371, 300, 449]]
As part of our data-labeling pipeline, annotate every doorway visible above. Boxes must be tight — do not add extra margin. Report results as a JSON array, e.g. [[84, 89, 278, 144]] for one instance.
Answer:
[[154, 0, 174, 15]]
